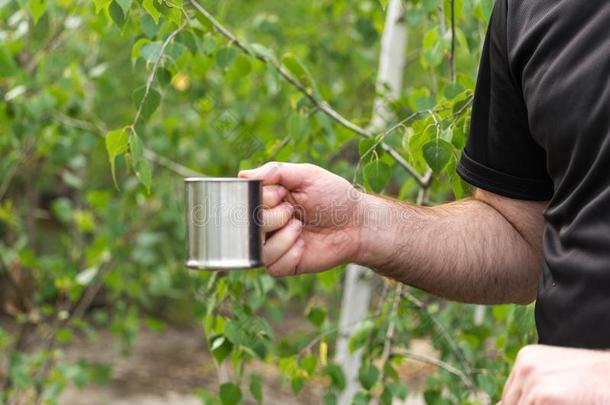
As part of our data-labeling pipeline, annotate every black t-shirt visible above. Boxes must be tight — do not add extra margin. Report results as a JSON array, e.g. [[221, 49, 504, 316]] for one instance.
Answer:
[[457, 0, 610, 348]]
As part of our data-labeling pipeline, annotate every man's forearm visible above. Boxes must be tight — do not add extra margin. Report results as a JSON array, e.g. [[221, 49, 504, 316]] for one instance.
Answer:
[[353, 191, 545, 305]]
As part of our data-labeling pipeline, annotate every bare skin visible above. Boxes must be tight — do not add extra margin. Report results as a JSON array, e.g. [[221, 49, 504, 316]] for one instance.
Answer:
[[240, 161, 544, 304], [499, 345, 610, 405], [239, 161, 610, 403]]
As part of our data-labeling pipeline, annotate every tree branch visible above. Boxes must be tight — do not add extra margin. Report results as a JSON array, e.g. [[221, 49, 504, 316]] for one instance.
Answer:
[[449, 0, 456, 82], [132, 19, 189, 127], [378, 284, 403, 383], [52, 112, 203, 178], [391, 348, 472, 389], [188, 0, 427, 186], [402, 288, 474, 387]]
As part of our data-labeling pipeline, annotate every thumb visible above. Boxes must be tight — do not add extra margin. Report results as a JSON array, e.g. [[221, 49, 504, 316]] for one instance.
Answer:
[[238, 161, 310, 189]]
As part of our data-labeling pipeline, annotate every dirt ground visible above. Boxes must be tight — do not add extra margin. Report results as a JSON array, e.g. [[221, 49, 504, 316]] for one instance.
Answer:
[[59, 326, 324, 405], [1, 314, 441, 404]]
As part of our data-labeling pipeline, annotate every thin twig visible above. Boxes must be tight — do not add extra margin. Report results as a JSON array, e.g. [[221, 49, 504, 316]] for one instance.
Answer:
[[188, 0, 426, 186], [52, 112, 203, 178], [132, 19, 189, 126], [268, 136, 291, 161], [449, 0, 456, 82], [391, 348, 472, 389], [298, 310, 387, 357], [352, 108, 446, 186], [25, 15, 68, 74], [402, 288, 474, 386], [378, 283, 403, 384]]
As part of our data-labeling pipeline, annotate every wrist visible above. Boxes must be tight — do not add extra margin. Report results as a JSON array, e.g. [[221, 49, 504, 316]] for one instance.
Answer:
[[350, 192, 417, 270], [350, 191, 382, 267]]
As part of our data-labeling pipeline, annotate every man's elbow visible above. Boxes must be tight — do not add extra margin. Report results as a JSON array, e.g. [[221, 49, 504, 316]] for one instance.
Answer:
[[512, 273, 540, 305]]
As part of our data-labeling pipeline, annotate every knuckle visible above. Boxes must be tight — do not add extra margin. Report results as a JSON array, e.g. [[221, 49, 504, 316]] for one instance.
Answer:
[[266, 264, 283, 278], [302, 163, 319, 172], [267, 161, 282, 172], [516, 361, 535, 378]]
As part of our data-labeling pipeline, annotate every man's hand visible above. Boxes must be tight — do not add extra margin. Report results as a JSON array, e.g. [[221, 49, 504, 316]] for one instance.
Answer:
[[500, 345, 610, 405], [239, 162, 363, 277]]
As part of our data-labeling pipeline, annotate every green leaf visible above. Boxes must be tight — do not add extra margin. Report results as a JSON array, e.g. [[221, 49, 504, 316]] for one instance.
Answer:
[[376, 0, 389, 11], [28, 0, 47, 23], [93, 0, 112, 14], [109, 1, 126, 28], [443, 82, 465, 100], [140, 14, 159, 38], [348, 320, 375, 353], [380, 387, 393, 405], [287, 113, 310, 143], [201, 34, 216, 55], [423, 0, 437, 12], [105, 128, 129, 189], [306, 307, 326, 328], [177, 30, 198, 54], [353, 391, 371, 405], [156, 68, 172, 87], [219, 383, 242, 405], [363, 160, 391, 193], [282, 53, 306, 80], [300, 354, 317, 375], [282, 52, 316, 93], [128, 131, 152, 193], [210, 335, 233, 363], [406, 6, 425, 27], [291, 376, 304, 394], [249, 374, 263, 403], [358, 138, 384, 161], [132, 86, 161, 122], [423, 139, 453, 173], [131, 38, 150, 64], [0, 48, 18, 76], [56, 328, 73, 344], [323, 393, 337, 405], [324, 364, 346, 391], [216, 46, 238, 69], [139, 41, 163, 64], [115, 0, 132, 15], [251, 43, 277, 64], [142, 0, 161, 24], [388, 381, 408, 400], [358, 362, 379, 391]]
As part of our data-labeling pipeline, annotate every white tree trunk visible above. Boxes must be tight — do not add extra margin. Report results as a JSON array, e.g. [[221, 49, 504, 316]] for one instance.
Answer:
[[335, 1, 407, 403], [334, 264, 373, 403]]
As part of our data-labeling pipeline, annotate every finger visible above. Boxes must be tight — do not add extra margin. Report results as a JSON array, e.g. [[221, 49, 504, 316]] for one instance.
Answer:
[[239, 161, 313, 189], [263, 218, 303, 266], [262, 185, 288, 208], [501, 367, 522, 405], [262, 203, 294, 233], [267, 237, 306, 278]]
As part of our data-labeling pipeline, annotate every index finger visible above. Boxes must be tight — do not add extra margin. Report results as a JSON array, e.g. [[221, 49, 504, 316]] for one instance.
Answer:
[[238, 161, 310, 189]]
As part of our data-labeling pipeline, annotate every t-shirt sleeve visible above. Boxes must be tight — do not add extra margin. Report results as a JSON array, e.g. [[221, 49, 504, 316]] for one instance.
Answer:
[[456, 0, 553, 201]]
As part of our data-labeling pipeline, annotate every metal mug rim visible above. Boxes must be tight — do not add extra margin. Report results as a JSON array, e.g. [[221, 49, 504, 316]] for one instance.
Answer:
[[184, 177, 262, 183]]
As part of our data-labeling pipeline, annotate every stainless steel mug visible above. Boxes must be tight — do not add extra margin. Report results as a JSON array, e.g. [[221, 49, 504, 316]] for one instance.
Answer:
[[185, 177, 264, 270]]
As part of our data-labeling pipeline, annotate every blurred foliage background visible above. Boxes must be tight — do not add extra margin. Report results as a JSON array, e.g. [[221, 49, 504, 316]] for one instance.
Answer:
[[0, 0, 536, 404]]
